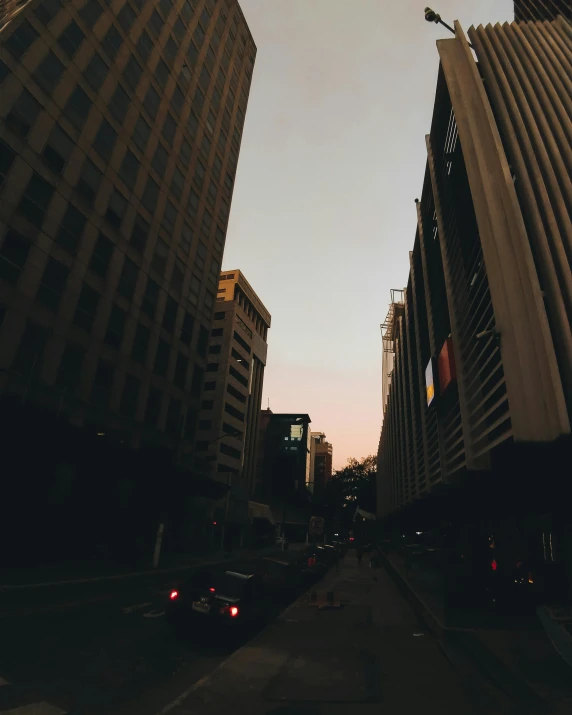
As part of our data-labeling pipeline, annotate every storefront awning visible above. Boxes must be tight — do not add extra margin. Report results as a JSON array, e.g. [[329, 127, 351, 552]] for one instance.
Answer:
[[248, 501, 275, 525]]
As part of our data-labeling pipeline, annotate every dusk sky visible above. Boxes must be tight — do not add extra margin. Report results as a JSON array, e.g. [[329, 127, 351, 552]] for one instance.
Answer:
[[222, 0, 514, 470]]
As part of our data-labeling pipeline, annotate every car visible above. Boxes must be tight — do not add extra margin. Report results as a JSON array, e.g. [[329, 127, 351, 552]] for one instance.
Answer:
[[255, 555, 302, 598], [166, 565, 270, 638]]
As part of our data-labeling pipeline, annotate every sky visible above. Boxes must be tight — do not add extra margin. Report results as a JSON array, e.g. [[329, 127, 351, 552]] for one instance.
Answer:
[[222, 0, 514, 470]]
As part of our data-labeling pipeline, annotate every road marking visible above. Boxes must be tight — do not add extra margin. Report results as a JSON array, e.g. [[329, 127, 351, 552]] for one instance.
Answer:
[[122, 602, 152, 614], [0, 677, 10, 686], [143, 609, 165, 618], [0, 702, 67, 714]]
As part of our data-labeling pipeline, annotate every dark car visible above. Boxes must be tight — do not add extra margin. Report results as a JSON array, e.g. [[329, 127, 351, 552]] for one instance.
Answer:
[[166, 566, 269, 637], [254, 555, 303, 599]]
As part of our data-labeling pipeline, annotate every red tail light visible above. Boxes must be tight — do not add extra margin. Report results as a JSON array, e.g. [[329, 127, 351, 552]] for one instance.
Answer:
[[230, 606, 239, 617], [350, 537, 355, 542], [491, 559, 497, 572], [170, 590, 179, 600], [209, 587, 216, 592]]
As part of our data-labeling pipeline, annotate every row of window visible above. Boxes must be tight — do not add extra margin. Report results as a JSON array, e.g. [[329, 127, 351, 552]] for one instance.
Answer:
[[8, 317, 206, 426]]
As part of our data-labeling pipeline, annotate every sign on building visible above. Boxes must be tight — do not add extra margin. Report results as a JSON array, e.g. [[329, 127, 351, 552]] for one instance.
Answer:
[[309, 516, 325, 535]]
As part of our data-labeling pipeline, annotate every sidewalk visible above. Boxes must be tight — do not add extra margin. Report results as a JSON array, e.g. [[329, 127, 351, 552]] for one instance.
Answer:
[[381, 550, 572, 714], [158, 554, 496, 715]]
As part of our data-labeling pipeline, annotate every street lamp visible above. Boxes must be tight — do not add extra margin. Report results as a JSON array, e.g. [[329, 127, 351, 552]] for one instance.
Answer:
[[424, 7, 474, 49]]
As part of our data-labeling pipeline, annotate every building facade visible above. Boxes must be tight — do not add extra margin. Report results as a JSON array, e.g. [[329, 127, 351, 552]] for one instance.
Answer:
[[377, 16, 571, 601], [308, 431, 332, 497], [514, 0, 571, 22], [196, 269, 270, 534], [0, 0, 256, 564]]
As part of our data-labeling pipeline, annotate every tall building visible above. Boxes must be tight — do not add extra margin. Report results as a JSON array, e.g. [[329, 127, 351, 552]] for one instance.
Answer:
[[0, 0, 256, 563], [376, 15, 571, 601], [514, 0, 571, 22], [308, 431, 333, 497], [196, 269, 270, 537]]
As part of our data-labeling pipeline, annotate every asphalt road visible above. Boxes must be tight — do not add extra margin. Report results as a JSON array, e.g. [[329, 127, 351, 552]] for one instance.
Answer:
[[0, 558, 289, 715]]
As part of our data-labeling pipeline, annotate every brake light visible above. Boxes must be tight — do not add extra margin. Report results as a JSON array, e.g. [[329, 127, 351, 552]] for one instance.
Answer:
[[350, 537, 355, 542], [170, 590, 179, 600], [209, 587, 216, 592], [230, 606, 239, 617], [491, 559, 497, 572]]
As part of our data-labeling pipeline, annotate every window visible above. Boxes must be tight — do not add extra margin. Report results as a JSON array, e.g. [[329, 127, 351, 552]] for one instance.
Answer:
[[162, 295, 178, 333], [180, 311, 194, 344], [162, 200, 177, 234], [142, 176, 159, 212], [58, 21, 85, 58], [214, 311, 225, 320], [35, 0, 62, 25], [144, 386, 161, 426], [234, 330, 252, 354], [171, 167, 184, 200], [84, 53, 108, 92], [0, 230, 31, 284], [63, 86, 92, 131], [152, 143, 168, 176], [105, 190, 127, 230], [144, 85, 160, 119], [118, 3, 136, 33], [109, 84, 130, 124], [173, 17, 185, 43], [118, 256, 138, 299], [13, 322, 48, 375], [89, 232, 114, 277], [56, 204, 86, 254], [211, 327, 223, 337], [190, 365, 204, 397], [79, 0, 102, 25], [117, 150, 139, 192], [18, 173, 54, 228], [204, 381, 216, 391], [153, 339, 170, 377], [73, 282, 100, 331], [170, 257, 184, 294], [155, 59, 170, 86], [93, 119, 117, 163], [205, 111, 215, 136], [220, 443, 241, 459], [130, 214, 149, 254], [199, 67, 211, 94], [132, 323, 150, 364], [200, 134, 211, 160], [123, 56, 142, 92], [194, 161, 205, 187], [141, 277, 160, 318], [223, 422, 243, 439], [149, 10, 164, 38], [6, 90, 41, 139], [152, 238, 169, 276], [208, 344, 221, 355], [56, 344, 84, 388], [120, 374, 140, 418], [197, 325, 209, 356], [173, 352, 188, 389], [181, 0, 193, 22], [179, 63, 191, 87], [180, 223, 192, 256], [215, 226, 225, 253], [104, 304, 126, 349], [201, 399, 214, 410], [171, 86, 184, 117], [194, 23, 205, 47], [196, 241, 206, 269], [91, 359, 114, 406], [202, 209, 213, 235], [137, 30, 153, 63], [43, 125, 74, 174], [162, 113, 177, 147], [206, 362, 218, 372], [227, 383, 246, 404], [37, 257, 69, 312], [192, 88, 204, 115], [5, 20, 38, 61], [198, 420, 211, 431], [166, 398, 181, 434], [231, 347, 248, 368], [101, 25, 123, 61], [132, 115, 151, 153], [229, 365, 248, 388], [224, 402, 244, 422], [187, 111, 198, 139], [209, 258, 219, 284], [34, 52, 65, 94]]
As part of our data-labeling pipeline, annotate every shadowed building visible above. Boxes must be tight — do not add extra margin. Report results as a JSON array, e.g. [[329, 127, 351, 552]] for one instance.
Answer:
[[309, 431, 333, 497], [377, 16, 571, 604], [0, 0, 256, 564]]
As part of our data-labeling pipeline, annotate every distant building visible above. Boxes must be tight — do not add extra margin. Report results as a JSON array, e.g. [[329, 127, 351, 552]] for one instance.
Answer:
[[196, 270, 270, 538], [258, 413, 312, 528], [514, 0, 571, 22], [309, 432, 333, 496]]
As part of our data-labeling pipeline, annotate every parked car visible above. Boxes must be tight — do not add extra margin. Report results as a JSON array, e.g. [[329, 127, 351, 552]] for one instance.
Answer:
[[166, 565, 271, 638], [254, 555, 302, 598]]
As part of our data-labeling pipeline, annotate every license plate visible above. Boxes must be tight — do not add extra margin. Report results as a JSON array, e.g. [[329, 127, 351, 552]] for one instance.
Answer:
[[192, 601, 211, 614]]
